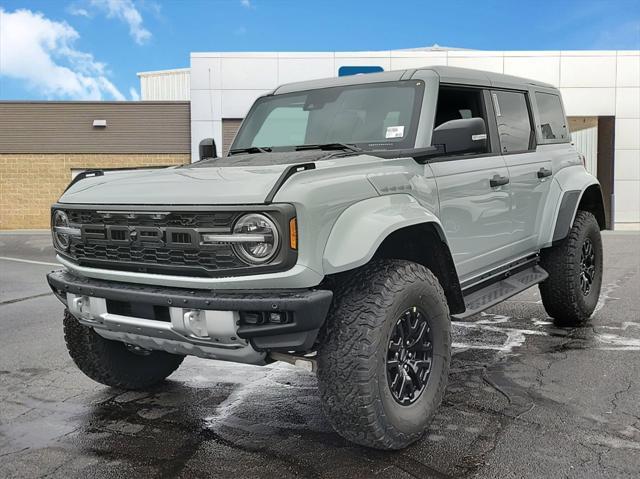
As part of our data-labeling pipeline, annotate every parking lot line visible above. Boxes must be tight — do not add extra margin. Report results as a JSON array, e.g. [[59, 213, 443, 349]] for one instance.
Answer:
[[0, 291, 53, 305], [0, 256, 60, 267]]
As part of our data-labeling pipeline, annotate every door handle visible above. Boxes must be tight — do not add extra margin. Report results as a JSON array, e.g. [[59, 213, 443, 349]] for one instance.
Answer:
[[490, 175, 510, 188], [537, 167, 552, 179]]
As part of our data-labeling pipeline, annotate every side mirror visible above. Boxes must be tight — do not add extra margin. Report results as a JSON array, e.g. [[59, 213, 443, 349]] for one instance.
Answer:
[[199, 139, 217, 161], [431, 118, 487, 156]]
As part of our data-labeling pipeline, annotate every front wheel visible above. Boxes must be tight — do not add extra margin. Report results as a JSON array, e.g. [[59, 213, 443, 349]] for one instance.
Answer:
[[317, 260, 451, 450], [539, 210, 603, 326], [63, 310, 185, 389]]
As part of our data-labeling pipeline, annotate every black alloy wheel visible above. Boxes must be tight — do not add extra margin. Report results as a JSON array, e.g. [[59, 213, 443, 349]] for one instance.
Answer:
[[580, 238, 596, 296], [387, 307, 433, 406]]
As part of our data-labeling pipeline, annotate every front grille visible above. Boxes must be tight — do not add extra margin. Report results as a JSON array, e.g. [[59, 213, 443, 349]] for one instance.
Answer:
[[70, 242, 244, 270], [56, 206, 296, 277]]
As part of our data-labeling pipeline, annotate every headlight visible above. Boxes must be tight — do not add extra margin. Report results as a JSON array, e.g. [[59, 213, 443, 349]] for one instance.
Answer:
[[52, 210, 71, 251], [232, 213, 280, 264]]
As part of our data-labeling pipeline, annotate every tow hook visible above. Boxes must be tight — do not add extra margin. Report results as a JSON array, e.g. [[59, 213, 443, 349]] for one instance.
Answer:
[[125, 343, 153, 356]]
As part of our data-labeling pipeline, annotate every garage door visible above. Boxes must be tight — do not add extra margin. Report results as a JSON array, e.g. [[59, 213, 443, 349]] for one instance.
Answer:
[[222, 119, 243, 156]]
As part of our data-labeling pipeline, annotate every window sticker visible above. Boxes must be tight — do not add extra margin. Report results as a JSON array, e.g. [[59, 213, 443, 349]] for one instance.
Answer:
[[385, 125, 405, 139]]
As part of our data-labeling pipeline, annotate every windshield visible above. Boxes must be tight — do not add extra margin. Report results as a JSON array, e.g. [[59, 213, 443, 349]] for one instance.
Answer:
[[231, 80, 424, 153]]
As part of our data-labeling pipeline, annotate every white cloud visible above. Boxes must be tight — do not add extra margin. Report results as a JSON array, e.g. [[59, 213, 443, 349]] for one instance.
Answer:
[[0, 8, 125, 100], [129, 86, 140, 101], [89, 0, 151, 44], [240, 0, 253, 9], [68, 6, 91, 17]]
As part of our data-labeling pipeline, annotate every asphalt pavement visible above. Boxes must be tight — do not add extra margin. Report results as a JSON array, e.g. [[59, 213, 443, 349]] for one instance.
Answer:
[[1, 231, 639, 478]]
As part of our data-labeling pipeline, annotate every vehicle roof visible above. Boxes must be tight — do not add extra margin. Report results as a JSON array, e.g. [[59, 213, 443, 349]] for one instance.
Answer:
[[273, 65, 556, 95]]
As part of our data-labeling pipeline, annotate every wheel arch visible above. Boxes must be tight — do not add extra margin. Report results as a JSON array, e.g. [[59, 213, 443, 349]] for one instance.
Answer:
[[372, 223, 465, 314], [552, 183, 606, 243], [577, 184, 606, 230], [322, 194, 464, 314]]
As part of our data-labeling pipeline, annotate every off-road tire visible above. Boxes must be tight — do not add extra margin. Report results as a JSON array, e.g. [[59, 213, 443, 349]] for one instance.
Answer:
[[63, 310, 185, 389], [539, 210, 603, 326], [317, 260, 451, 450]]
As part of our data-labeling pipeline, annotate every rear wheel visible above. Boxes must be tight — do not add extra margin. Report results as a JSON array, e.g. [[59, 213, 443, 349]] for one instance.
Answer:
[[63, 310, 185, 389], [539, 210, 603, 326], [317, 260, 451, 450]]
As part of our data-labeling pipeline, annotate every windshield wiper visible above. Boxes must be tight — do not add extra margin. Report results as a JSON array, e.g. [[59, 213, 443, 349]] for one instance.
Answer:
[[229, 146, 273, 155], [295, 143, 362, 153]]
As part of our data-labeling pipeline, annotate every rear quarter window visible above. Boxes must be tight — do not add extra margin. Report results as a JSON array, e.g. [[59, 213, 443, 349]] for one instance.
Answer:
[[534, 92, 569, 143]]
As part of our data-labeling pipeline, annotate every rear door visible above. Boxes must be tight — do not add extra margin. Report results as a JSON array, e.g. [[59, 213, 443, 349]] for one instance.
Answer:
[[491, 89, 553, 254], [429, 86, 513, 281]]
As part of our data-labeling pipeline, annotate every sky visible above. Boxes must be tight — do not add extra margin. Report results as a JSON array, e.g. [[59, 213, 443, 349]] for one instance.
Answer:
[[0, 0, 639, 101]]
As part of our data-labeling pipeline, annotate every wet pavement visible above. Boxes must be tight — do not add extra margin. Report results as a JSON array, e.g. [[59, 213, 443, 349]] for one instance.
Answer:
[[1, 231, 639, 478]]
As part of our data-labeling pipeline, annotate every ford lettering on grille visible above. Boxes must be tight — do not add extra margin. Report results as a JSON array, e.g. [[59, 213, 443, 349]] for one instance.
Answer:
[[81, 225, 199, 248]]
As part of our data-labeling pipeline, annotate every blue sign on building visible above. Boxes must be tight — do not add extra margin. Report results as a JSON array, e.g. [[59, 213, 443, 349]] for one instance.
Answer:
[[338, 66, 384, 77]]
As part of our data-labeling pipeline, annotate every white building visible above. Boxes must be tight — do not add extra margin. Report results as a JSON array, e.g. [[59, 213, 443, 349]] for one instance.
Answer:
[[138, 46, 640, 229]]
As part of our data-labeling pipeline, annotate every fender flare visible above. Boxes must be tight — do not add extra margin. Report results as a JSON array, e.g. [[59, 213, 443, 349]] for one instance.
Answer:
[[322, 194, 448, 274], [549, 167, 605, 244]]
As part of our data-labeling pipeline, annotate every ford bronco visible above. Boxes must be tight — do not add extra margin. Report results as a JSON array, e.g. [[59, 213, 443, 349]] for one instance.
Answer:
[[47, 66, 605, 449]]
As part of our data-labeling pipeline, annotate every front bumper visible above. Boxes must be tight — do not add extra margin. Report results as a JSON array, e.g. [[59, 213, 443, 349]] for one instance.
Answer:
[[47, 270, 333, 363], [56, 254, 325, 290]]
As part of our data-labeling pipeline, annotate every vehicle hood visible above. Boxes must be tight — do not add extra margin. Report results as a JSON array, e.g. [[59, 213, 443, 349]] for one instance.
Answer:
[[59, 151, 341, 205]]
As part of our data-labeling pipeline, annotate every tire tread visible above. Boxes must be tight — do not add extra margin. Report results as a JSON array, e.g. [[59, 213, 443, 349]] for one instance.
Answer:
[[317, 260, 450, 449], [63, 310, 184, 390], [539, 210, 602, 326]]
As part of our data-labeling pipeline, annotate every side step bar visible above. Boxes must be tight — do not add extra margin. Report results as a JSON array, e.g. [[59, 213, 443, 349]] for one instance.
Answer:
[[452, 265, 548, 319]]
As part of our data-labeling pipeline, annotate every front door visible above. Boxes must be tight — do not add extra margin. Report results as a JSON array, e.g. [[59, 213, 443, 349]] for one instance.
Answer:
[[428, 86, 513, 281], [430, 156, 512, 280]]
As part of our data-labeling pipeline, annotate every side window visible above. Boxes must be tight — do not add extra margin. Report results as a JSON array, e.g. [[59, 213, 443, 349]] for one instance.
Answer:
[[492, 90, 533, 154], [252, 107, 309, 147], [434, 87, 486, 129], [534, 92, 569, 142], [432, 87, 490, 155]]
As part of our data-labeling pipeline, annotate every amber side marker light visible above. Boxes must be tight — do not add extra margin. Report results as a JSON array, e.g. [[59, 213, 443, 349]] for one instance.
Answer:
[[289, 218, 298, 250]]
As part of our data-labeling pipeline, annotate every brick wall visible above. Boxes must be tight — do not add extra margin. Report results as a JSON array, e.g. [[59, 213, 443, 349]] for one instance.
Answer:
[[0, 154, 189, 230]]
